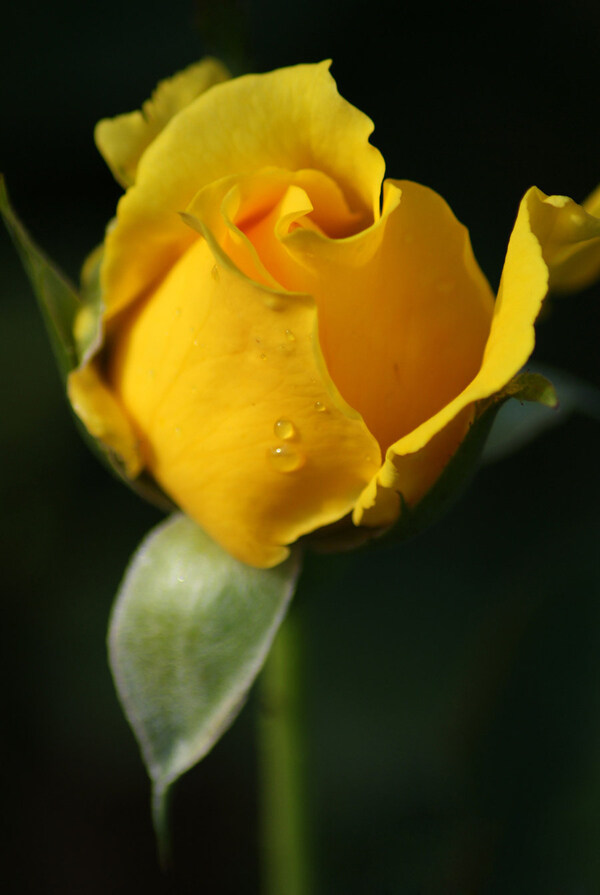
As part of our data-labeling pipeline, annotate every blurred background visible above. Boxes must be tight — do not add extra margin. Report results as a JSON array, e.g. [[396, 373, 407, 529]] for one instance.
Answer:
[[2, 1, 600, 892]]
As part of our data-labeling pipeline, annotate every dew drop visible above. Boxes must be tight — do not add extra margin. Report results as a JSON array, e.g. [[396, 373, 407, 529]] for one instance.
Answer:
[[211, 264, 220, 281], [175, 426, 182, 436], [285, 329, 296, 342], [267, 444, 305, 472], [176, 575, 185, 583], [174, 307, 182, 317], [265, 295, 283, 311], [259, 352, 267, 360], [314, 400, 326, 413], [148, 368, 156, 380], [274, 418, 296, 440], [193, 338, 200, 347]]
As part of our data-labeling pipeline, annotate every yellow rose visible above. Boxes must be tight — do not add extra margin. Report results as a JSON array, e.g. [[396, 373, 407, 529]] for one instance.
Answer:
[[66, 59, 598, 568]]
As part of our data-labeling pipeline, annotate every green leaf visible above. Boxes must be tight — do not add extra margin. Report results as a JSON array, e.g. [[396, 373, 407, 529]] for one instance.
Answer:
[[394, 371, 558, 539], [0, 175, 80, 379], [108, 513, 302, 860]]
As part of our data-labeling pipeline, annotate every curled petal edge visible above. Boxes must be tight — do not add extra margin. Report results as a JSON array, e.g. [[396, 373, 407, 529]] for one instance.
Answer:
[[526, 184, 600, 294], [353, 185, 581, 529]]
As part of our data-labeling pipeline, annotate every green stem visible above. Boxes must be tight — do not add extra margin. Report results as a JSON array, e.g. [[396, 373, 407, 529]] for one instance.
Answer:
[[151, 779, 172, 871], [258, 612, 314, 895]]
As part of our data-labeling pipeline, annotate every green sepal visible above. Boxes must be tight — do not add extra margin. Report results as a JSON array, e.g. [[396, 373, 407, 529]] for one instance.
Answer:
[[393, 371, 558, 540], [75, 242, 105, 365], [73, 243, 178, 513], [108, 514, 302, 862], [0, 175, 80, 378], [1, 179, 176, 514], [484, 365, 600, 463], [495, 370, 558, 409]]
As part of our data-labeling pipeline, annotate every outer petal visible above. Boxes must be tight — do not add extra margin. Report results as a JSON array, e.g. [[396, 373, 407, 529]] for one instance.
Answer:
[[95, 58, 231, 188], [354, 185, 556, 527], [101, 61, 385, 321], [524, 186, 600, 293], [67, 363, 142, 477], [281, 180, 495, 454], [105, 232, 381, 568]]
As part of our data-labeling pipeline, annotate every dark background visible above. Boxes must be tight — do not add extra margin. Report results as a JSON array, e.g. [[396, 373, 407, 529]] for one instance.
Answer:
[[2, 1, 600, 892]]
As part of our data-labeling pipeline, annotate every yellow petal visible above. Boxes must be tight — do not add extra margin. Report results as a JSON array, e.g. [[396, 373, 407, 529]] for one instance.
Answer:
[[95, 58, 231, 188], [187, 173, 494, 532], [355, 405, 475, 526], [105, 232, 380, 568], [354, 185, 552, 527], [524, 186, 600, 293], [184, 175, 495, 535], [100, 61, 385, 321], [67, 362, 142, 477], [282, 180, 495, 455]]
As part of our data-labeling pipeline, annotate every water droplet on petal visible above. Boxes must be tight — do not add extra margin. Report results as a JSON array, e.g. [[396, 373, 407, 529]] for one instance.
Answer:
[[259, 352, 267, 360], [314, 401, 326, 413], [285, 329, 295, 342], [267, 444, 305, 472], [148, 368, 156, 380], [211, 264, 220, 281], [265, 295, 284, 311], [174, 307, 182, 317], [175, 426, 182, 436], [274, 419, 296, 440], [176, 575, 185, 583]]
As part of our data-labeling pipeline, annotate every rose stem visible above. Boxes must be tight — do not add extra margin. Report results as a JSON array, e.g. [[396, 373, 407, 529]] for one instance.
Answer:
[[257, 609, 315, 895]]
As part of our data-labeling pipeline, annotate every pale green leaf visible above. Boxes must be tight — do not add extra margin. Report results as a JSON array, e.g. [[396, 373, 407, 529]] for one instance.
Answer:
[[108, 513, 302, 857]]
